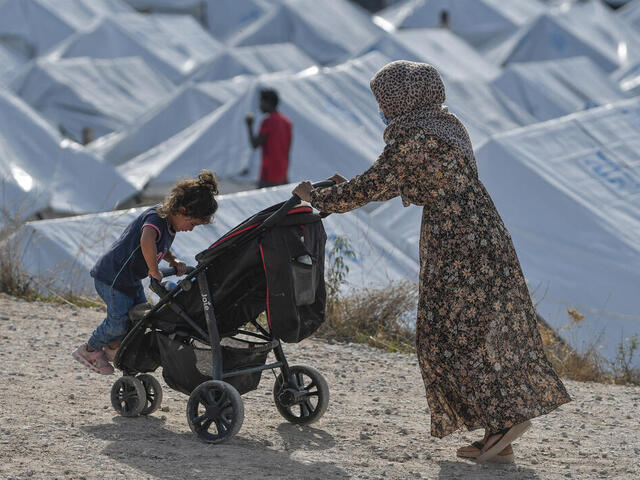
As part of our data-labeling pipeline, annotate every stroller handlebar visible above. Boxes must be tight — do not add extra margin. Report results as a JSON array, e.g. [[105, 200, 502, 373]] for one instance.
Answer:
[[260, 180, 336, 230], [150, 266, 196, 297], [159, 266, 196, 277]]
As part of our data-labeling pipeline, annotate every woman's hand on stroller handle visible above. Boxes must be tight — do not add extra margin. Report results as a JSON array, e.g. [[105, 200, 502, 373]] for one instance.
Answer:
[[292, 179, 337, 203]]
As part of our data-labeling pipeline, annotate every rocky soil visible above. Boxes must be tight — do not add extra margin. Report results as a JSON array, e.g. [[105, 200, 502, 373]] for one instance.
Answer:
[[1, 293, 639, 479]]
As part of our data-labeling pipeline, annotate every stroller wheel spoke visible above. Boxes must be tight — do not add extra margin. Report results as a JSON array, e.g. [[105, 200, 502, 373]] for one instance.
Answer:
[[193, 413, 208, 426], [201, 417, 214, 432], [216, 389, 228, 407], [304, 380, 317, 391], [214, 417, 227, 434], [300, 401, 310, 418], [304, 399, 315, 415]]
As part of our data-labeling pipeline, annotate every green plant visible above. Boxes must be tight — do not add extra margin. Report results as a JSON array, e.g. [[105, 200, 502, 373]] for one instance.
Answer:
[[325, 234, 357, 304]]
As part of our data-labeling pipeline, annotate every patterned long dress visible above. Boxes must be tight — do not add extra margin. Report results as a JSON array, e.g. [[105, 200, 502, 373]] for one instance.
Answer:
[[310, 125, 571, 438]]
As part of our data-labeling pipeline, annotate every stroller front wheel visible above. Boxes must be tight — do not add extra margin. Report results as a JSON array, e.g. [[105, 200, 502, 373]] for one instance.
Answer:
[[110, 376, 146, 417], [273, 365, 329, 425], [136, 373, 163, 415], [187, 380, 244, 443]]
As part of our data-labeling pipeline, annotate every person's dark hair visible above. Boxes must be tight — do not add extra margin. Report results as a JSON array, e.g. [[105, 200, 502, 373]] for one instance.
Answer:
[[260, 88, 279, 109], [158, 170, 219, 223]]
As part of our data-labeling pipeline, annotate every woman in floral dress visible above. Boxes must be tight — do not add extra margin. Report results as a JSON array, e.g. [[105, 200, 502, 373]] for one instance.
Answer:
[[293, 60, 571, 463]]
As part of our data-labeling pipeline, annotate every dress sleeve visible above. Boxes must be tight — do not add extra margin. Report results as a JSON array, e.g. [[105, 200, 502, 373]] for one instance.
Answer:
[[310, 139, 406, 214]]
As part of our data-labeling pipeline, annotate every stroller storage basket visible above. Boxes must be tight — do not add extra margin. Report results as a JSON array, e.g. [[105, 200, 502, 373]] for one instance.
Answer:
[[156, 333, 275, 395]]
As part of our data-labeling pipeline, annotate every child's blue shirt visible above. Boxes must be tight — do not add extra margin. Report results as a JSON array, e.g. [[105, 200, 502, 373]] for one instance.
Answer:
[[90, 205, 175, 296]]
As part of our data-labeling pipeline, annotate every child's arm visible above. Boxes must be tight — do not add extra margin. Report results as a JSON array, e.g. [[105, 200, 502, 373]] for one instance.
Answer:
[[163, 250, 187, 275], [140, 226, 162, 281]]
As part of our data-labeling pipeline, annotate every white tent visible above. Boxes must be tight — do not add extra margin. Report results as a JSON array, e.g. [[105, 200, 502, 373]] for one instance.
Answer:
[[10, 57, 175, 142], [11, 185, 418, 297], [474, 99, 640, 365], [229, 0, 384, 64], [116, 53, 391, 197], [484, 1, 640, 73], [612, 61, 640, 95], [374, 0, 546, 47], [122, 0, 273, 44], [490, 57, 628, 122], [47, 14, 224, 84], [0, 43, 26, 86], [618, 0, 640, 30], [88, 78, 251, 166], [0, 90, 138, 219], [361, 28, 501, 81], [188, 43, 316, 83], [443, 79, 536, 147]]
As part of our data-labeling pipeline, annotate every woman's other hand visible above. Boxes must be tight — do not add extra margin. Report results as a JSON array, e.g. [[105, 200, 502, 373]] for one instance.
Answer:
[[293, 181, 313, 202], [328, 173, 347, 184]]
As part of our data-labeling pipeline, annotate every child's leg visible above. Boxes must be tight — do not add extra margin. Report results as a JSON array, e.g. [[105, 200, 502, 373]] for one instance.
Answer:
[[100, 281, 146, 362], [88, 279, 138, 351]]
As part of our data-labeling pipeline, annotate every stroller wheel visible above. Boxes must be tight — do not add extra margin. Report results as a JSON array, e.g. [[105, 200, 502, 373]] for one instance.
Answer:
[[273, 365, 329, 425], [110, 376, 146, 417], [136, 373, 163, 415], [187, 380, 244, 443]]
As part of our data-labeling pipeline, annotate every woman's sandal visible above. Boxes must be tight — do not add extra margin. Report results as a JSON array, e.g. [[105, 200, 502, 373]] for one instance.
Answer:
[[457, 441, 515, 463], [477, 420, 531, 463]]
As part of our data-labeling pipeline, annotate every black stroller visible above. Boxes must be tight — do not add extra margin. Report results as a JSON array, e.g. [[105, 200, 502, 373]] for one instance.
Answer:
[[109, 183, 332, 443]]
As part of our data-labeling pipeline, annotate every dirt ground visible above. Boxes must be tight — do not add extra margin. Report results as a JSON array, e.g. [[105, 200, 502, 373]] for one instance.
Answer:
[[1, 293, 639, 480]]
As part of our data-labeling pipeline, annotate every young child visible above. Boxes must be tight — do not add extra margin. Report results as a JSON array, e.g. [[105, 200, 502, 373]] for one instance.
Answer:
[[72, 170, 219, 374]]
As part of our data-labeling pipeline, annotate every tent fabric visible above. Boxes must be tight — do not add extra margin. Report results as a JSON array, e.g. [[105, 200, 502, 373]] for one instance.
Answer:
[[376, 0, 546, 47], [122, 0, 273, 44], [443, 79, 536, 147], [0, 0, 132, 59], [361, 28, 501, 81], [0, 90, 138, 218], [0, 43, 26, 86], [490, 56, 628, 122], [187, 43, 316, 83], [87, 81, 244, 166], [612, 60, 640, 96], [618, 0, 640, 31], [47, 14, 225, 84], [11, 185, 418, 298], [116, 53, 391, 195], [230, 0, 384, 64], [474, 99, 640, 365], [484, 1, 640, 73], [10, 57, 176, 142]]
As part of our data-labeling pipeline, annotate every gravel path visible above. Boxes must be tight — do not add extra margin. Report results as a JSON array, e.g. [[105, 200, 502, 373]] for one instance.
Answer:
[[1, 294, 639, 479]]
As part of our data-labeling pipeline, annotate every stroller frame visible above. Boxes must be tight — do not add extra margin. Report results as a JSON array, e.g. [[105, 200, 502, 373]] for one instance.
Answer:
[[110, 183, 333, 443]]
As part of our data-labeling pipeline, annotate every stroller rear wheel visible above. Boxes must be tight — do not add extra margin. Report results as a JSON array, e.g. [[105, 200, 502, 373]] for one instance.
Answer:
[[136, 373, 163, 415], [273, 365, 329, 425], [111, 376, 146, 417], [187, 380, 244, 443]]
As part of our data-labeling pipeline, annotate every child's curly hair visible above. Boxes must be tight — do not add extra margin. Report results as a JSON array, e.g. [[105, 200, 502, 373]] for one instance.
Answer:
[[158, 170, 219, 222]]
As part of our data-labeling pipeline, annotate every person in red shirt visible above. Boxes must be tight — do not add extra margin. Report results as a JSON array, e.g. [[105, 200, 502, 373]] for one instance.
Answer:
[[244, 88, 292, 188]]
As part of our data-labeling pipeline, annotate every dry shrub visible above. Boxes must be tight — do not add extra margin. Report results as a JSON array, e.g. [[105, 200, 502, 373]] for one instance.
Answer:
[[0, 187, 101, 308], [539, 309, 640, 385], [316, 280, 418, 353], [0, 196, 39, 300]]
